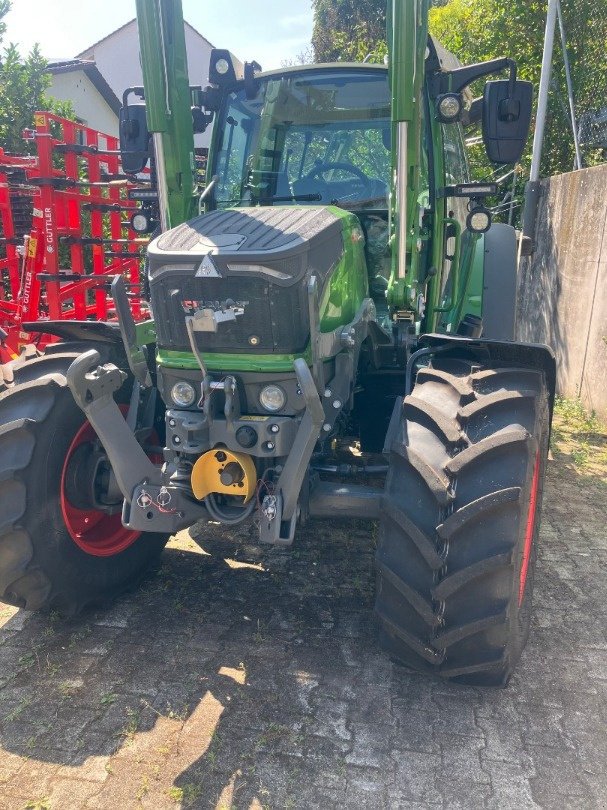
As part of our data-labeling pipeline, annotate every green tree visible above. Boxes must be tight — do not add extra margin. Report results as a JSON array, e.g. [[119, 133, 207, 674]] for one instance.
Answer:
[[312, 0, 387, 63], [310, 0, 451, 63], [0, 0, 72, 154]]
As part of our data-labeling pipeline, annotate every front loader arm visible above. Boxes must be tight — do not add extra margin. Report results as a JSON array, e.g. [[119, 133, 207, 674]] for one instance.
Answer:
[[135, 0, 199, 230], [387, 0, 430, 312]]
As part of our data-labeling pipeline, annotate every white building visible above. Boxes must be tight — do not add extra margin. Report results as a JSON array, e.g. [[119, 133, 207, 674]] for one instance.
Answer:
[[47, 60, 121, 137], [48, 18, 216, 148]]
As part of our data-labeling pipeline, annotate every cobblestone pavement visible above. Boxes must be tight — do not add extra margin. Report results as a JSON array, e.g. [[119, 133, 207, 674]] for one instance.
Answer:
[[0, 451, 606, 809]]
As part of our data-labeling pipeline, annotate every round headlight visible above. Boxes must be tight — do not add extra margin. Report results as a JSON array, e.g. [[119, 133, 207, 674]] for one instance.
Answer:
[[171, 381, 196, 407], [437, 93, 463, 123], [131, 212, 150, 234], [259, 384, 286, 413], [215, 58, 230, 76], [466, 208, 492, 234]]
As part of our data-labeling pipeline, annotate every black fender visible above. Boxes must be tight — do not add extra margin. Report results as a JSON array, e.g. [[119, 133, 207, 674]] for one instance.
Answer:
[[22, 320, 131, 371], [481, 223, 518, 341], [415, 333, 557, 418], [23, 320, 123, 344]]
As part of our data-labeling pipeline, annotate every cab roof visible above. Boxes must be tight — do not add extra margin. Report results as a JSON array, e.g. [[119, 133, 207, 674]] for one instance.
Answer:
[[257, 62, 387, 80]]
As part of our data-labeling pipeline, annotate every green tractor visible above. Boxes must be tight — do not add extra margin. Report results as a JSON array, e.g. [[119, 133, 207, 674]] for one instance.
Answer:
[[0, 0, 554, 686]]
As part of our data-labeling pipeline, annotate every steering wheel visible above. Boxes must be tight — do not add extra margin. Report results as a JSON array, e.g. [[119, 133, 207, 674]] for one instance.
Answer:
[[305, 161, 371, 186]]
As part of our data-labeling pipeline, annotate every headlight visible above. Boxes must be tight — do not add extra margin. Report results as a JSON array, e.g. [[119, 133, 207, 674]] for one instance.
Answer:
[[171, 381, 196, 407], [131, 212, 150, 233], [215, 58, 230, 75], [259, 384, 286, 413], [436, 92, 463, 123], [466, 207, 492, 234]]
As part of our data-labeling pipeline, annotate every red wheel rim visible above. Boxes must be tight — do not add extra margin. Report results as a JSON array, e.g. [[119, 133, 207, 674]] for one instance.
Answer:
[[519, 451, 541, 606], [60, 410, 159, 557]]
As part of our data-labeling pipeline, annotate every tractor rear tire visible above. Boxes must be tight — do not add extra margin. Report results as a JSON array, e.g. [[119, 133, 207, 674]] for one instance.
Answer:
[[375, 359, 549, 686], [0, 350, 169, 615]]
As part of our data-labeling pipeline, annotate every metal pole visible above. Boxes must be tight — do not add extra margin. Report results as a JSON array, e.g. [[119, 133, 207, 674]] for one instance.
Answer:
[[522, 0, 558, 245], [529, 0, 558, 182], [396, 122, 408, 279], [508, 166, 518, 227], [556, 0, 583, 170], [152, 133, 171, 232]]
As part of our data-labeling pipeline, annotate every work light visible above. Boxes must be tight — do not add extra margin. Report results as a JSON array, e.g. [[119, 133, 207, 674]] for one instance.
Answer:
[[171, 381, 197, 407], [259, 385, 286, 413], [466, 207, 492, 234]]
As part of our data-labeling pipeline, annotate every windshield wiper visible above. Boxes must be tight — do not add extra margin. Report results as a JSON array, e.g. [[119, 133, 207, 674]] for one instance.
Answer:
[[257, 193, 322, 203], [333, 195, 388, 210], [213, 193, 323, 206]]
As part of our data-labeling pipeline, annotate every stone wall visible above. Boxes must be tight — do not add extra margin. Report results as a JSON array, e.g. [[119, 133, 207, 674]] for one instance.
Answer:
[[517, 164, 607, 417]]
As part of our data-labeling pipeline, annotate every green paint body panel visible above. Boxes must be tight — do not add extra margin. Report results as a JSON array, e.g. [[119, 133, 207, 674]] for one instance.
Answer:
[[157, 348, 310, 374], [457, 234, 485, 323], [318, 208, 368, 332], [135, 319, 157, 346]]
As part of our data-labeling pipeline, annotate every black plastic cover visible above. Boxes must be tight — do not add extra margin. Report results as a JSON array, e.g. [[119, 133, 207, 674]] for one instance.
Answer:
[[148, 206, 345, 355], [119, 104, 150, 174], [483, 79, 533, 164]]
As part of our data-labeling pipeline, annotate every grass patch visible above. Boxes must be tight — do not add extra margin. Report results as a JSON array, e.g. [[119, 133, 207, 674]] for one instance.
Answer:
[[22, 800, 50, 810], [168, 783, 203, 806], [552, 397, 607, 480]]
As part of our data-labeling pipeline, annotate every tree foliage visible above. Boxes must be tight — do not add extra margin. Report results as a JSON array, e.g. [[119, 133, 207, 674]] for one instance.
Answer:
[[0, 0, 72, 154], [312, 0, 387, 63], [311, 0, 607, 176]]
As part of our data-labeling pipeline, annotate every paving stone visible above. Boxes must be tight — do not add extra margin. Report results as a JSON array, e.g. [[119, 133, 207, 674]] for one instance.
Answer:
[[391, 750, 442, 804], [393, 709, 441, 754], [46, 776, 103, 808], [484, 760, 540, 809], [345, 722, 392, 768], [3, 759, 61, 797], [439, 734, 490, 785], [437, 780, 492, 808], [527, 745, 596, 808]]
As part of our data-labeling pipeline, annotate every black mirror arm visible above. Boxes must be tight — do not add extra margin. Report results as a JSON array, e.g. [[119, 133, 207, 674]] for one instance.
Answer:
[[461, 97, 483, 126], [197, 86, 222, 114], [435, 58, 517, 97], [244, 61, 262, 100], [121, 87, 146, 123]]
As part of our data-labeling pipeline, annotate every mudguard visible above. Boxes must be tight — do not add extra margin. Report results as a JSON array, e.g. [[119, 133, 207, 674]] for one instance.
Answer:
[[416, 333, 557, 418], [22, 320, 123, 344], [481, 223, 518, 341]]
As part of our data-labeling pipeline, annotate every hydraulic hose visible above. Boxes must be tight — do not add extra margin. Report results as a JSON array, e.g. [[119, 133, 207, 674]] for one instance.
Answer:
[[204, 492, 256, 525]]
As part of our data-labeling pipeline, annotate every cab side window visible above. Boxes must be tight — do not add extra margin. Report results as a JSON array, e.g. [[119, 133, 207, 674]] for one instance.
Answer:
[[442, 122, 469, 227]]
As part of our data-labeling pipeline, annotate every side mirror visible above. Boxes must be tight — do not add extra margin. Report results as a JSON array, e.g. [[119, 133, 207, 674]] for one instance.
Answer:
[[119, 103, 150, 175], [482, 79, 533, 164]]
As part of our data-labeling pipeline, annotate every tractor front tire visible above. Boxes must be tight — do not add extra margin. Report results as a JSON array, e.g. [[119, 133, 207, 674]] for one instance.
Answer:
[[375, 359, 549, 686], [0, 351, 169, 615]]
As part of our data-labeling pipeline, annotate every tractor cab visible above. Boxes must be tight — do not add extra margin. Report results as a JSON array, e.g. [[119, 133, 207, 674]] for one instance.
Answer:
[[210, 65, 391, 212], [206, 64, 393, 307]]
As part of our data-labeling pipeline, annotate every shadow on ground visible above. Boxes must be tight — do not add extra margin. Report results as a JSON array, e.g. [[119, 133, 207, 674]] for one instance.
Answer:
[[0, 459, 606, 809]]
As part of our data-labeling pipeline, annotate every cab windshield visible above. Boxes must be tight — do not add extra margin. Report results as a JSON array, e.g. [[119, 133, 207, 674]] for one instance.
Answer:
[[213, 69, 391, 210]]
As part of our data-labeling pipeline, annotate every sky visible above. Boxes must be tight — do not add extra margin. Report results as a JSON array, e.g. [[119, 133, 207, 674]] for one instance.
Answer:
[[3, 0, 314, 70]]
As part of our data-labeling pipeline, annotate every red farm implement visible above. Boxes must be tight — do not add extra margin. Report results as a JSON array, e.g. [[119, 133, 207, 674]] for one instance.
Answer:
[[0, 112, 149, 362]]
